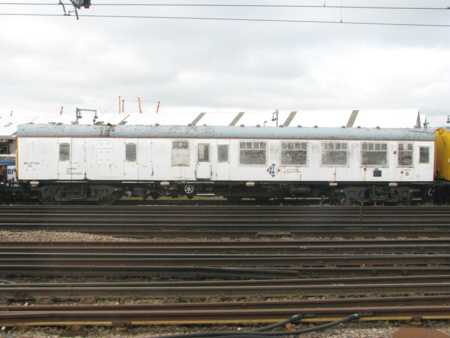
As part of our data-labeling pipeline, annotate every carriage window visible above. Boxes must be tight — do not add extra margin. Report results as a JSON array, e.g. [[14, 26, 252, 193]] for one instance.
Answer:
[[322, 142, 347, 165], [419, 147, 430, 163], [398, 143, 413, 166], [126, 143, 136, 162], [282, 142, 307, 165], [59, 143, 70, 161], [0, 142, 8, 154], [240, 141, 266, 165], [172, 140, 190, 166], [198, 143, 210, 162], [218, 144, 229, 162], [362, 142, 387, 166]]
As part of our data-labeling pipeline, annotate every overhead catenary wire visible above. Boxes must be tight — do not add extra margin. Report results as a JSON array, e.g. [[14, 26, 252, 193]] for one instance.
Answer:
[[0, 12, 448, 28], [0, 2, 448, 10], [0, 1, 448, 27]]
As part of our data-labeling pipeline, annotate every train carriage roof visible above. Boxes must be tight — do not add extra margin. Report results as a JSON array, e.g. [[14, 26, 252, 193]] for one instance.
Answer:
[[17, 124, 435, 141]]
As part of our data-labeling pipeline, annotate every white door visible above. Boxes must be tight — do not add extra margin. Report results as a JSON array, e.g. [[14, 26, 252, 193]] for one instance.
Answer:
[[58, 138, 85, 180], [196, 143, 211, 180], [71, 138, 86, 180], [137, 140, 153, 180]]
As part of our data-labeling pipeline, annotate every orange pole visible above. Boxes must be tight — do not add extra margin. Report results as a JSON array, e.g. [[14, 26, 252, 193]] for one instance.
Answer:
[[138, 97, 143, 114]]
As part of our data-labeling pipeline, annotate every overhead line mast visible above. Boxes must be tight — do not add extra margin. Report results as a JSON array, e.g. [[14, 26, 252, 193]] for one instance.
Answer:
[[59, 0, 90, 19]]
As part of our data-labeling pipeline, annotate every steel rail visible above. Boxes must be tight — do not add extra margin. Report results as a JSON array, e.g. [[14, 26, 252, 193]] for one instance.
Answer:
[[0, 305, 448, 326], [2, 275, 449, 288], [0, 223, 448, 239], [1, 265, 449, 278], [0, 240, 448, 254], [0, 283, 448, 299], [1, 238, 449, 247], [2, 295, 448, 310], [0, 253, 448, 267], [1, 205, 450, 216], [1, 214, 449, 222]]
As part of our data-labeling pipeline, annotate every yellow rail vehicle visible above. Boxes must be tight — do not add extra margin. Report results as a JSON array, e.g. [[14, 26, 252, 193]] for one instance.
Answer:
[[435, 128, 450, 181]]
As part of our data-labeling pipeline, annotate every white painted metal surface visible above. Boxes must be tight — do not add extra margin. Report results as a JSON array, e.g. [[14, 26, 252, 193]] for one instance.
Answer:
[[17, 124, 435, 184]]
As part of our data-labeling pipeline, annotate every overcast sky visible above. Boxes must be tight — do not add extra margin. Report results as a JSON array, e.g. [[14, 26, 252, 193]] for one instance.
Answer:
[[0, 0, 449, 126]]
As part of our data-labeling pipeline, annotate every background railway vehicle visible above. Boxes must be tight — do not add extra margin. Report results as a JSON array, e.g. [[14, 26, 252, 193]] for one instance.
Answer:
[[16, 123, 437, 205], [0, 153, 27, 200], [434, 127, 450, 203]]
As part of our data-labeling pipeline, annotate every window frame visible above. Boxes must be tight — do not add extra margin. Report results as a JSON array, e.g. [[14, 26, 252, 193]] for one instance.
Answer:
[[59, 143, 70, 162], [397, 143, 413, 167], [361, 142, 388, 166], [321, 142, 348, 166], [281, 141, 307, 165], [197, 143, 210, 162], [239, 141, 267, 165], [125, 143, 137, 162], [217, 144, 229, 163], [419, 146, 430, 164]]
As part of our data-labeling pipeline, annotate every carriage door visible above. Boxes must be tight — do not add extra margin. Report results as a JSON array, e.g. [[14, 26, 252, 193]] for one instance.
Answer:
[[196, 143, 211, 180], [58, 138, 85, 180], [137, 140, 153, 180]]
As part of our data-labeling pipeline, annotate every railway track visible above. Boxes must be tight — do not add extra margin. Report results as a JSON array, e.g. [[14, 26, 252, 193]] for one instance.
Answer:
[[0, 205, 449, 238], [1, 239, 449, 254], [0, 240, 448, 281], [0, 204, 449, 331], [1, 204, 450, 221], [1, 224, 447, 238], [0, 297, 448, 326], [1, 252, 449, 268], [0, 275, 449, 326], [1, 277, 449, 300]]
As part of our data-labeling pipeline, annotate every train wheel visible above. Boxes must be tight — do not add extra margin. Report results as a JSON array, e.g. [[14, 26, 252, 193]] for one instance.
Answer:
[[184, 184, 195, 195], [97, 192, 120, 205], [330, 192, 346, 205], [38, 193, 56, 205], [343, 189, 360, 205], [398, 188, 412, 205]]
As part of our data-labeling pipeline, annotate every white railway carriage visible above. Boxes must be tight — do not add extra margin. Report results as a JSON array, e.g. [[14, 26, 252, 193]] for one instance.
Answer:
[[16, 124, 435, 204]]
